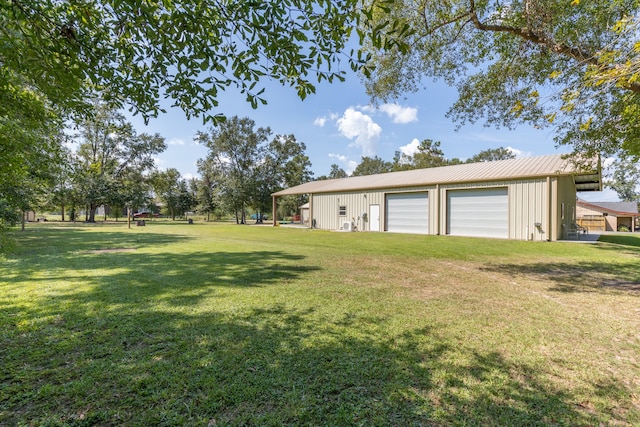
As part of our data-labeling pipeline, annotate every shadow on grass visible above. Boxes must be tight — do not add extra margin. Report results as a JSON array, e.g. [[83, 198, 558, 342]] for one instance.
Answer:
[[3, 249, 319, 308], [10, 226, 190, 256], [481, 258, 640, 293], [2, 302, 630, 425], [1, 228, 636, 425]]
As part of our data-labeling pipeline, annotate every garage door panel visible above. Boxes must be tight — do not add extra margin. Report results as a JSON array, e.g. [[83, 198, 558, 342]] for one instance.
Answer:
[[386, 193, 429, 234], [448, 188, 508, 238]]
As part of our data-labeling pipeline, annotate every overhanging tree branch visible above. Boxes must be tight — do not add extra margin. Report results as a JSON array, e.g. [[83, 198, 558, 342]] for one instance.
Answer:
[[466, 0, 640, 93]]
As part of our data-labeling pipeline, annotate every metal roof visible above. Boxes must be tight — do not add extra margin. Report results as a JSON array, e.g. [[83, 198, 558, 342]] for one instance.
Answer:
[[273, 154, 601, 196]]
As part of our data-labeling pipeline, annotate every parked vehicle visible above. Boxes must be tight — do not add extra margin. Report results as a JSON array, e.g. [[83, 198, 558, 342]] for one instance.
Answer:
[[250, 213, 268, 221]]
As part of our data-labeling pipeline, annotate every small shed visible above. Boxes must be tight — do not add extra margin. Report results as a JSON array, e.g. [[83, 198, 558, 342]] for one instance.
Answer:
[[299, 202, 310, 225], [272, 154, 602, 241], [576, 199, 639, 232]]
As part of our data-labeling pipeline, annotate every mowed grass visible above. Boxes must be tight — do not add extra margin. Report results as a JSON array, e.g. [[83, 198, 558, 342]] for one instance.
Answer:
[[1, 222, 639, 426]]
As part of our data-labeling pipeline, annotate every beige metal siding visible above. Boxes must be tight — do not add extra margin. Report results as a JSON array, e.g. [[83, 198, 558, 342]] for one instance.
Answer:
[[556, 176, 577, 240], [509, 179, 549, 241], [308, 178, 573, 240], [311, 187, 434, 231], [435, 179, 551, 240], [311, 191, 386, 231]]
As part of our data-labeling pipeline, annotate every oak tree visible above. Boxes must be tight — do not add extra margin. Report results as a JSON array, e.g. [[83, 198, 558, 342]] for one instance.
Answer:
[[362, 0, 640, 158], [261, 134, 313, 220], [351, 156, 393, 176], [1, 0, 401, 122], [467, 147, 516, 163], [392, 139, 448, 171], [74, 104, 166, 221], [605, 156, 640, 202], [0, 71, 63, 228], [196, 116, 271, 224]]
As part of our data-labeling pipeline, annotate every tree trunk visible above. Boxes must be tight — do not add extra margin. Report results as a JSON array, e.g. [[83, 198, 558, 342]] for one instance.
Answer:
[[21, 210, 26, 232], [88, 203, 97, 222], [61, 203, 65, 222]]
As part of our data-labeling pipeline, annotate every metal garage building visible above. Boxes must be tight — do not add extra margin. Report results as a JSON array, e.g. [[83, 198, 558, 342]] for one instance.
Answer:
[[272, 154, 601, 241]]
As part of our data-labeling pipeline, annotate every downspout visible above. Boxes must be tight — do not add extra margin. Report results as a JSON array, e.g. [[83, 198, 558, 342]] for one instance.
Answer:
[[309, 193, 313, 228]]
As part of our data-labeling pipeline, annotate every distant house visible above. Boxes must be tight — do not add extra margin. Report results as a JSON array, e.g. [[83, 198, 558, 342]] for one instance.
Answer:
[[272, 154, 602, 241], [576, 199, 639, 232]]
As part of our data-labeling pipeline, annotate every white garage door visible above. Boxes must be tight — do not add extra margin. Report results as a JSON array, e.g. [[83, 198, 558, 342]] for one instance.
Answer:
[[386, 192, 429, 234], [447, 188, 508, 238]]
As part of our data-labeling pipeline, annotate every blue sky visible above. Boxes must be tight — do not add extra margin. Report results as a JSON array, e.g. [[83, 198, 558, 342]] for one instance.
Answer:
[[127, 68, 617, 202]]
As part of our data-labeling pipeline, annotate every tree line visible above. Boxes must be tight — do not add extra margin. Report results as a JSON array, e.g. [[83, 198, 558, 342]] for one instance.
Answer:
[[3, 0, 640, 234], [320, 141, 516, 179], [0, 101, 528, 230], [3, 104, 639, 234], [2, 109, 317, 227]]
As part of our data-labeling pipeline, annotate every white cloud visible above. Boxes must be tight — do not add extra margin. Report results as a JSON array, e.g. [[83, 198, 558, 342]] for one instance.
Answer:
[[399, 138, 421, 156], [378, 103, 418, 124], [183, 173, 195, 180], [329, 153, 348, 162], [314, 112, 339, 127], [168, 138, 186, 146], [506, 146, 524, 157], [336, 108, 381, 157], [313, 117, 327, 127]]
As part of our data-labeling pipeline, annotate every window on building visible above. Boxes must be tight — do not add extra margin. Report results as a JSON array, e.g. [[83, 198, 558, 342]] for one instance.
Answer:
[[338, 205, 347, 216]]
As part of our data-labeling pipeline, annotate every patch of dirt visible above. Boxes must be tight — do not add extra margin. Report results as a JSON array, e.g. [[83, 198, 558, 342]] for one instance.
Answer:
[[85, 248, 137, 254]]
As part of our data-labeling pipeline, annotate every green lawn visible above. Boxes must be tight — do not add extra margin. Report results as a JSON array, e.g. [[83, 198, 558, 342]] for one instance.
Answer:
[[1, 222, 639, 426]]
